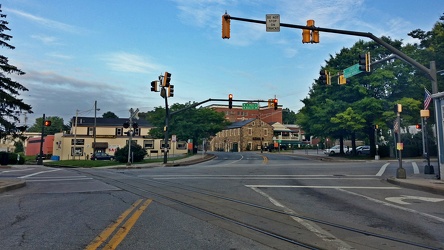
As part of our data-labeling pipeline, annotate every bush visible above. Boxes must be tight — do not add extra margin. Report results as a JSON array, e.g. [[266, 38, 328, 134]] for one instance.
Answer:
[[114, 144, 147, 163], [0, 152, 25, 165]]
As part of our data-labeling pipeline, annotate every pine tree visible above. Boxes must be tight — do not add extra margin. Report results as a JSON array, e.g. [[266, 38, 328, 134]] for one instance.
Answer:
[[0, 5, 32, 137]]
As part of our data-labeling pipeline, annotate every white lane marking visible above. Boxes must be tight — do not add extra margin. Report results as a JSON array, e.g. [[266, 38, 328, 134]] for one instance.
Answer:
[[245, 185, 400, 189], [139, 174, 376, 177], [25, 178, 93, 182], [385, 195, 444, 205], [18, 169, 61, 179], [0, 168, 35, 174], [412, 162, 420, 174], [338, 189, 444, 223], [250, 187, 352, 249], [376, 163, 390, 176]]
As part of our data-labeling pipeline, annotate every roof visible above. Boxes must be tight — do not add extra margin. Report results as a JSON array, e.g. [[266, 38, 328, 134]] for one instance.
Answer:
[[226, 119, 255, 129], [72, 117, 153, 127], [271, 122, 292, 132]]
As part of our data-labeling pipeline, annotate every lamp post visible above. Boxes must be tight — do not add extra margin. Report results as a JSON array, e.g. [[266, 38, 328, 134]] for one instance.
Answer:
[[93, 100, 100, 156]]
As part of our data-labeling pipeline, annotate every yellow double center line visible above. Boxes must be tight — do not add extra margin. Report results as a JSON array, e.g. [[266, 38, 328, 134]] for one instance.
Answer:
[[85, 198, 153, 250]]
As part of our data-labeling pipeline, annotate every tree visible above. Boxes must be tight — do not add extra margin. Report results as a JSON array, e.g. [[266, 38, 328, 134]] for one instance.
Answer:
[[114, 143, 147, 163], [0, 6, 32, 138], [27, 116, 69, 135], [144, 102, 229, 144], [102, 111, 118, 118], [282, 108, 297, 124], [14, 140, 23, 153]]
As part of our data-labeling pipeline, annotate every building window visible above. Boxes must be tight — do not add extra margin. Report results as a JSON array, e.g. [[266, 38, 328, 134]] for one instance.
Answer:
[[264, 128, 268, 136], [144, 140, 154, 149], [134, 128, 140, 136], [116, 128, 122, 136], [160, 140, 171, 149], [248, 128, 252, 135], [176, 141, 187, 149], [126, 140, 137, 145], [88, 127, 93, 136], [252, 121, 255, 126]]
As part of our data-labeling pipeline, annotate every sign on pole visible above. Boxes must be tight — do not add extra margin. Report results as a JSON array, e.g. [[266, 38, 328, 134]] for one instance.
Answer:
[[343, 64, 362, 78], [266, 14, 280, 32], [242, 103, 258, 110]]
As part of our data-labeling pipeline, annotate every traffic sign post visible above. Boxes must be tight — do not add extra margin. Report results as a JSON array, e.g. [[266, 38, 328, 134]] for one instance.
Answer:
[[266, 14, 280, 32], [242, 103, 258, 110]]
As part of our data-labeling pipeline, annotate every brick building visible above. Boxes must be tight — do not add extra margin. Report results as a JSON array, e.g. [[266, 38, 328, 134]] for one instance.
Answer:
[[208, 104, 282, 124], [210, 118, 274, 152]]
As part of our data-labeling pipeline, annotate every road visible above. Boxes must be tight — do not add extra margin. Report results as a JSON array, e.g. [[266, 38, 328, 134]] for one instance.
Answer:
[[0, 151, 443, 249]]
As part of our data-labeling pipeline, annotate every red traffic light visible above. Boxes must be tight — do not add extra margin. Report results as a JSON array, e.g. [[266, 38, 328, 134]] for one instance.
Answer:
[[228, 94, 233, 109], [44, 120, 51, 126], [273, 98, 278, 110], [416, 124, 422, 129]]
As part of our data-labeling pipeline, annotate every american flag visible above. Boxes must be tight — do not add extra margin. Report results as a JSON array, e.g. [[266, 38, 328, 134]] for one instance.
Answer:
[[424, 88, 432, 110]]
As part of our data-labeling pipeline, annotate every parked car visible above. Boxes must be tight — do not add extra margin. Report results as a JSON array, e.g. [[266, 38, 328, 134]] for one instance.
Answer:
[[324, 145, 348, 155], [91, 152, 114, 161], [356, 145, 370, 155]]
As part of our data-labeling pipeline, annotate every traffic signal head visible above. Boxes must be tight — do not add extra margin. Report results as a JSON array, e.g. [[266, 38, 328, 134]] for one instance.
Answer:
[[416, 124, 422, 129], [319, 70, 330, 85], [302, 29, 311, 43], [222, 14, 230, 39], [273, 98, 278, 110], [150, 81, 158, 92], [394, 103, 402, 113], [168, 85, 174, 97], [162, 72, 171, 87], [228, 94, 233, 109], [358, 52, 370, 72], [312, 30, 319, 43], [44, 120, 51, 126], [338, 75, 350, 85], [132, 122, 138, 129], [123, 122, 130, 129]]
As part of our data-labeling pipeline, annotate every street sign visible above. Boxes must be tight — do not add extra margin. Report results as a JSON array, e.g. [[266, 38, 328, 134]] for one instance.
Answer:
[[266, 14, 280, 32], [242, 103, 258, 110], [343, 63, 362, 78]]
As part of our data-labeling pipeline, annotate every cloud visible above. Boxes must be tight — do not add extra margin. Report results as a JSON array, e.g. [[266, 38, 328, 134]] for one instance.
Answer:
[[101, 52, 162, 74], [31, 34, 60, 45], [5, 8, 86, 34]]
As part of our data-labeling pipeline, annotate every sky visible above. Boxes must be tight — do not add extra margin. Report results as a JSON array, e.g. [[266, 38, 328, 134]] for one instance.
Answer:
[[2, 0, 443, 126]]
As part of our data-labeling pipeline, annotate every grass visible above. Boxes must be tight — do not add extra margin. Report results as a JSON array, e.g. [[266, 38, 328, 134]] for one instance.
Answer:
[[44, 154, 189, 168]]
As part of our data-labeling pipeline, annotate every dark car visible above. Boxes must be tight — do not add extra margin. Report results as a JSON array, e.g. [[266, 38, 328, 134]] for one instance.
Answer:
[[91, 152, 114, 160], [357, 145, 370, 155]]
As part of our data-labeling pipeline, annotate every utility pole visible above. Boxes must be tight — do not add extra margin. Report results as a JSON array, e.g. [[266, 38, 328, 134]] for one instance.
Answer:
[[93, 100, 99, 156], [74, 110, 79, 160], [37, 114, 45, 165], [127, 108, 139, 166]]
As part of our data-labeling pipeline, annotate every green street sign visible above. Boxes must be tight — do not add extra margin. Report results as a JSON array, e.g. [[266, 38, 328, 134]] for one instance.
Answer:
[[242, 103, 258, 110], [343, 63, 362, 78]]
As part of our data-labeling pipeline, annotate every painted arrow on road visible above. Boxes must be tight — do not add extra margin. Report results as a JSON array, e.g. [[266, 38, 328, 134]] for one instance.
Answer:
[[385, 195, 444, 205]]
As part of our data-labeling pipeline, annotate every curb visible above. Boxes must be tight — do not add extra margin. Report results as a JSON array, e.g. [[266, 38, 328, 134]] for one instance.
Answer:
[[386, 177, 444, 196], [165, 154, 216, 167], [0, 180, 26, 193]]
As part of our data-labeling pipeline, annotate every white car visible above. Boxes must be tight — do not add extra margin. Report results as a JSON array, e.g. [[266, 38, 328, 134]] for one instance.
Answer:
[[324, 145, 348, 155]]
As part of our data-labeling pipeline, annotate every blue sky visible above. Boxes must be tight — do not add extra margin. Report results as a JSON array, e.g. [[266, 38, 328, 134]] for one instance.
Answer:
[[3, 0, 443, 125]]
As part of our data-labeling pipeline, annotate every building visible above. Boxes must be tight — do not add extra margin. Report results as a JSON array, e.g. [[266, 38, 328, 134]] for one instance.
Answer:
[[53, 117, 188, 160], [210, 118, 274, 152], [208, 104, 282, 124], [25, 135, 54, 156]]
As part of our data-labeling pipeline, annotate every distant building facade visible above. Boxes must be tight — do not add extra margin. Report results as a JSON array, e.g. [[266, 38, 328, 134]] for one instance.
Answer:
[[210, 118, 274, 152], [208, 104, 282, 124]]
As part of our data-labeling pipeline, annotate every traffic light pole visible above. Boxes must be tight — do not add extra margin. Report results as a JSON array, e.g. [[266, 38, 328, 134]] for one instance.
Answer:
[[163, 88, 170, 164], [37, 114, 45, 165]]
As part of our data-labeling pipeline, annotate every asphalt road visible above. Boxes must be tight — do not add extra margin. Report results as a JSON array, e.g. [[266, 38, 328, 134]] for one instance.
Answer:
[[1, 152, 443, 249]]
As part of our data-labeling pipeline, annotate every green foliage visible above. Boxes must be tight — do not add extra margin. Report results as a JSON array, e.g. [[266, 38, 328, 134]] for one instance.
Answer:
[[27, 116, 69, 135], [102, 111, 118, 118], [283, 108, 297, 124], [114, 143, 147, 163], [0, 152, 24, 165], [144, 102, 230, 142], [0, 6, 33, 138], [297, 14, 444, 153], [14, 141, 24, 153]]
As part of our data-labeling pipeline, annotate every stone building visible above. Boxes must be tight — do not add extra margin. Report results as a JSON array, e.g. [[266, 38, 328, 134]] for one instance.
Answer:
[[208, 104, 282, 124], [210, 118, 274, 152]]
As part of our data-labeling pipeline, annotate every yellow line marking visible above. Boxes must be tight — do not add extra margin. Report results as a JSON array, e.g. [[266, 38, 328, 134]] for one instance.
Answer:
[[104, 199, 153, 249], [262, 155, 268, 164], [85, 199, 143, 250]]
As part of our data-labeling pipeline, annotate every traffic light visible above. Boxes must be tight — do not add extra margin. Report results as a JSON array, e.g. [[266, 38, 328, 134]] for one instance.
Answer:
[[168, 85, 174, 97], [268, 99, 273, 108], [302, 29, 310, 43], [394, 103, 402, 113], [302, 20, 318, 44], [319, 70, 330, 85], [228, 94, 233, 109], [312, 30, 319, 43], [416, 124, 422, 129], [44, 120, 51, 126], [123, 122, 130, 128], [338, 75, 350, 85], [273, 98, 278, 110], [150, 81, 158, 92], [222, 14, 230, 39], [358, 52, 371, 72], [162, 72, 171, 87], [132, 122, 138, 129]]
